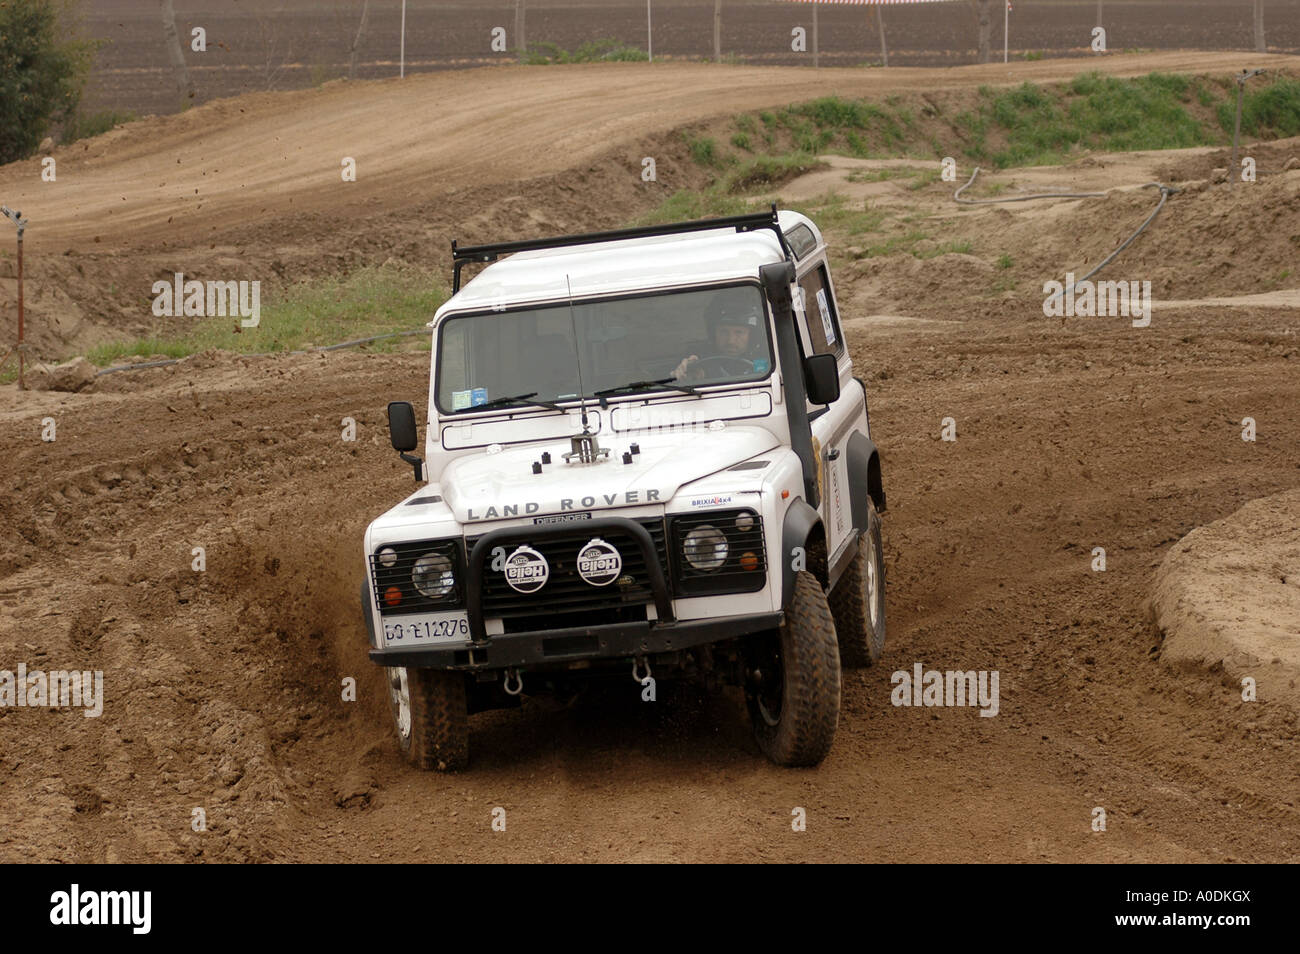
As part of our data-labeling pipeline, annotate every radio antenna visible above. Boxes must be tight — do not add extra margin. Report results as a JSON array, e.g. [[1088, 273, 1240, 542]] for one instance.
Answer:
[[565, 274, 591, 431]]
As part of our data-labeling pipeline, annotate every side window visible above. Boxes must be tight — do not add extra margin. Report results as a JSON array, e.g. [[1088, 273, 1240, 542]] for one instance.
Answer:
[[797, 264, 844, 359], [785, 224, 817, 260]]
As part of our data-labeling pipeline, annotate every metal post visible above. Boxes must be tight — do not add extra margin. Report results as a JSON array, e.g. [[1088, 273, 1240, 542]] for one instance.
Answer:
[[400, 0, 406, 77], [877, 7, 888, 67], [713, 0, 721, 63], [15, 227, 21, 390], [1004, 1, 1009, 64], [813, 3, 819, 69], [1230, 69, 1266, 188], [647, 0, 652, 62], [516, 0, 526, 60], [2, 206, 27, 390]]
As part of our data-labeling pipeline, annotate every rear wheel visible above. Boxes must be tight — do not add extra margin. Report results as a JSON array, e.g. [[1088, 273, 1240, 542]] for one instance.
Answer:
[[745, 570, 841, 767], [388, 666, 468, 770], [830, 498, 887, 668]]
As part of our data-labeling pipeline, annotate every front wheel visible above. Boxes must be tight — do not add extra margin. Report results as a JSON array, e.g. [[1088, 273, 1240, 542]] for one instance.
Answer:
[[830, 498, 887, 668], [388, 666, 468, 770], [745, 570, 841, 767]]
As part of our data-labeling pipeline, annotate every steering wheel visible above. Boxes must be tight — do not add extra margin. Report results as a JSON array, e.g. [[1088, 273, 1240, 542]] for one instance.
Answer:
[[690, 355, 756, 379]]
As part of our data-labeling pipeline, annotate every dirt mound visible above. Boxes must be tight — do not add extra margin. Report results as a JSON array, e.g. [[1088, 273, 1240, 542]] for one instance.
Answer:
[[1151, 490, 1300, 710], [840, 252, 995, 317], [1153, 138, 1300, 183], [4, 52, 1299, 360], [950, 164, 1300, 306]]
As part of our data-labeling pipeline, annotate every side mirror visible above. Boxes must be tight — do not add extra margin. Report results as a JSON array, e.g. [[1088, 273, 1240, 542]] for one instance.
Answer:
[[804, 353, 840, 405], [386, 401, 424, 481], [387, 401, 418, 452]]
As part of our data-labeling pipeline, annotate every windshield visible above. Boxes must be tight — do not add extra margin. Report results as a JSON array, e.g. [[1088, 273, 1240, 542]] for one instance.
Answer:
[[435, 284, 774, 414]]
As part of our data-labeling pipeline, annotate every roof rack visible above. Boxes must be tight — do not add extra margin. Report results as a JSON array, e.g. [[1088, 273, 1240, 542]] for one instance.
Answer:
[[449, 203, 791, 292]]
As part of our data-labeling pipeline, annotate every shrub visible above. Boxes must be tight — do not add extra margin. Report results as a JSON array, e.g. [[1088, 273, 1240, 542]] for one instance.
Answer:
[[0, 0, 96, 163]]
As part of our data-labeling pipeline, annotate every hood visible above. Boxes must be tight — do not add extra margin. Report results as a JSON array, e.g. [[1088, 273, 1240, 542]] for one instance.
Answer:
[[442, 425, 778, 523]]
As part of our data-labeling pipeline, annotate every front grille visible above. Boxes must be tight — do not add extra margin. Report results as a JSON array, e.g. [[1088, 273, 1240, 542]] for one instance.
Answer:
[[467, 518, 668, 620], [370, 539, 465, 617], [669, 509, 767, 596]]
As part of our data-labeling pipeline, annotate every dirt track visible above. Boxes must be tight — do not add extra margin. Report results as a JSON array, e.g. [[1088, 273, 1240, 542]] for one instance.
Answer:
[[5, 52, 1298, 251], [1, 54, 1299, 862]]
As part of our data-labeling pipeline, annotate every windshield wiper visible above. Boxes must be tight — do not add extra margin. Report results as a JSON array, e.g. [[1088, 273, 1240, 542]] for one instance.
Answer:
[[592, 378, 700, 405], [473, 392, 563, 412]]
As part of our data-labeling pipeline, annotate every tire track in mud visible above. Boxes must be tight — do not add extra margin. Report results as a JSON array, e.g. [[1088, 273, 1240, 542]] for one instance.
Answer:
[[2, 310, 1299, 861], [0, 353, 427, 859], [865, 318, 1300, 862]]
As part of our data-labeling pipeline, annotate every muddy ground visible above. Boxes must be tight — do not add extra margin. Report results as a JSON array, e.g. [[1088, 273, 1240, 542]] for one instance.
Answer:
[[1, 53, 1298, 862]]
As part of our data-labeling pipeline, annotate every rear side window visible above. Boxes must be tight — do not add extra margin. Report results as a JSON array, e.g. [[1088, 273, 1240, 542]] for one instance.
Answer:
[[785, 224, 817, 260], [798, 264, 844, 358]]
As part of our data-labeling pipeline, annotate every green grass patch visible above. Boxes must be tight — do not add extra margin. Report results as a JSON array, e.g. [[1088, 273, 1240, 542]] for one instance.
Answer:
[[916, 238, 974, 259], [718, 153, 825, 193], [703, 72, 1299, 176], [978, 72, 1220, 167], [634, 190, 753, 226], [85, 264, 446, 369], [522, 38, 647, 64], [1217, 77, 1300, 138], [686, 134, 722, 166], [908, 167, 944, 190], [804, 192, 888, 238], [60, 109, 136, 145], [845, 166, 921, 183]]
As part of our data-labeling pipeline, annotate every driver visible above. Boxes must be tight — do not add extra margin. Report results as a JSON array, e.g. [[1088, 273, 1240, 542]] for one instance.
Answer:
[[672, 299, 767, 381]]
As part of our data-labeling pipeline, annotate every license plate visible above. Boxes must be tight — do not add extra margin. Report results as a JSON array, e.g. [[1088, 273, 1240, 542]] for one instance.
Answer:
[[382, 612, 470, 645]]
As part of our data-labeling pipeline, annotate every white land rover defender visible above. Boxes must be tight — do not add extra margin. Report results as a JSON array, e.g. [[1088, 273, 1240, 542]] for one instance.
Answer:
[[362, 207, 887, 770]]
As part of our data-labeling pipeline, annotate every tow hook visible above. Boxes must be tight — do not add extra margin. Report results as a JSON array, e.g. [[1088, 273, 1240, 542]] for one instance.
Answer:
[[503, 668, 524, 696], [632, 656, 652, 684]]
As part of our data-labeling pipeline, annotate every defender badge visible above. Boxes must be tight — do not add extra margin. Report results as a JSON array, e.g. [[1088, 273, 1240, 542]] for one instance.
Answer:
[[503, 545, 549, 593], [576, 537, 622, 587]]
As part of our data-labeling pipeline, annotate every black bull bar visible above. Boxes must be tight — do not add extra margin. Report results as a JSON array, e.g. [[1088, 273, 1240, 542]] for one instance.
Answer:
[[465, 516, 674, 644]]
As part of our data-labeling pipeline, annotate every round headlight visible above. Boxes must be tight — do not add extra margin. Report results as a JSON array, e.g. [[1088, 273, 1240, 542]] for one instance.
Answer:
[[377, 547, 397, 567], [683, 525, 728, 571], [412, 552, 455, 599], [734, 513, 754, 531]]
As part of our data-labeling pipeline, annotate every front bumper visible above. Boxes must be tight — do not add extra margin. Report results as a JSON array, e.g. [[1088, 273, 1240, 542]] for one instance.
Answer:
[[367, 514, 779, 671], [368, 612, 782, 671]]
